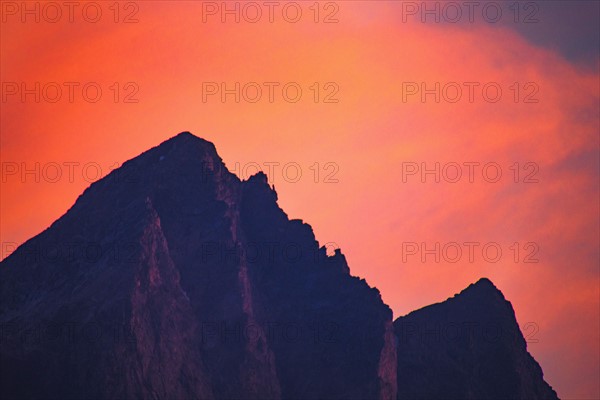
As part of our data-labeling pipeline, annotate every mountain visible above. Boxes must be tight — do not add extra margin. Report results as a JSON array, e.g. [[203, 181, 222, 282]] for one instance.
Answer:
[[0, 132, 395, 399], [394, 278, 559, 400], [1, 132, 557, 399]]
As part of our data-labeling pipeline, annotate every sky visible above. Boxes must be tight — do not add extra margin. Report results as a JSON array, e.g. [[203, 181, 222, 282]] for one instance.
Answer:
[[1, 1, 599, 398]]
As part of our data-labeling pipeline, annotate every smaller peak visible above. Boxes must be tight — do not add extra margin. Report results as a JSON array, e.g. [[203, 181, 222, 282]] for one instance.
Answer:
[[247, 171, 269, 184], [242, 170, 278, 201], [170, 131, 212, 146], [474, 277, 495, 288], [457, 277, 505, 303]]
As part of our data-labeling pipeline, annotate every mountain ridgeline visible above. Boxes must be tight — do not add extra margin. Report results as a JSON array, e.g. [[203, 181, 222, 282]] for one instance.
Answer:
[[0, 132, 558, 399]]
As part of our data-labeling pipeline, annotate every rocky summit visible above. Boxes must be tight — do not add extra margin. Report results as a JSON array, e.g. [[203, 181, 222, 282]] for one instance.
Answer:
[[0, 132, 558, 399]]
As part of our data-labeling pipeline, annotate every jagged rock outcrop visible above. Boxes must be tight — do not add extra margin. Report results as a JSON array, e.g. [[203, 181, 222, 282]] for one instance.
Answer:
[[394, 278, 559, 400], [0, 132, 394, 399], [0, 132, 558, 399]]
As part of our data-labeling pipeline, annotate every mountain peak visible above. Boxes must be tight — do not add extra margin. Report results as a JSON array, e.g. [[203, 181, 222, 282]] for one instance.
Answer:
[[474, 276, 495, 286], [0, 131, 395, 400], [154, 131, 218, 159], [170, 130, 206, 142], [175, 130, 195, 138], [394, 278, 559, 400], [456, 277, 505, 302]]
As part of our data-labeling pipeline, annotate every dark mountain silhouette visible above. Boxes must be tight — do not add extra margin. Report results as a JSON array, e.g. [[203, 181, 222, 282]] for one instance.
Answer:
[[0, 132, 557, 399], [395, 278, 559, 400], [0, 132, 395, 400]]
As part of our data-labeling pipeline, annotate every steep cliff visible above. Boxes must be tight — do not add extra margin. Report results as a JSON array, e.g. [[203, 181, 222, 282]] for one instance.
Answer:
[[0, 132, 394, 399]]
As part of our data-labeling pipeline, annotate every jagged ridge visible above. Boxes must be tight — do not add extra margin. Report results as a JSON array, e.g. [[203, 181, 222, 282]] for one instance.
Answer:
[[0, 132, 394, 400], [1, 132, 557, 400]]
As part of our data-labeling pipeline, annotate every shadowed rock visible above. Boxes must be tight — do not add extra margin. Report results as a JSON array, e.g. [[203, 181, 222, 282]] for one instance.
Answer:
[[394, 278, 559, 400], [0, 132, 394, 400], [0, 132, 558, 399]]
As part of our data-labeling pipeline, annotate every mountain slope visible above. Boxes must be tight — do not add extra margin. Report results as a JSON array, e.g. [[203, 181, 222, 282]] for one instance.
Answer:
[[394, 278, 559, 400], [1, 132, 559, 399], [0, 132, 395, 399]]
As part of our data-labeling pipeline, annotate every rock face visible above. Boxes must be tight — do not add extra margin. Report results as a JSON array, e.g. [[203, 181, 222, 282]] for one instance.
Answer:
[[394, 278, 559, 400], [0, 132, 394, 399], [1, 132, 558, 399]]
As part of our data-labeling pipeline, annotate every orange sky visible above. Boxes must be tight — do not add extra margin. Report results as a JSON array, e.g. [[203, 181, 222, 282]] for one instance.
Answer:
[[1, 1, 599, 398]]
